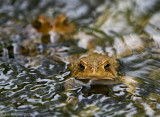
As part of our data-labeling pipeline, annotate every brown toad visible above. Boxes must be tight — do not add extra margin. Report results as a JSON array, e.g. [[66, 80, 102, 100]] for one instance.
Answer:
[[32, 14, 75, 34], [65, 52, 139, 95], [68, 53, 119, 80]]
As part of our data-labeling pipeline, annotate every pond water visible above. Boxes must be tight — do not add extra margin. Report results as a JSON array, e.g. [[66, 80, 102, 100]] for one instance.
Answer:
[[0, 0, 160, 116]]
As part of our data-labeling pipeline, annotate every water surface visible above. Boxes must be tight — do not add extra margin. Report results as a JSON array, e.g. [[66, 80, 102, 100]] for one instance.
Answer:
[[0, 0, 160, 116]]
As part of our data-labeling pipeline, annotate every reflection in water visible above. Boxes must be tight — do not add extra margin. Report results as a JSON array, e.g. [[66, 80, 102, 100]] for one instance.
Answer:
[[0, 0, 160, 116]]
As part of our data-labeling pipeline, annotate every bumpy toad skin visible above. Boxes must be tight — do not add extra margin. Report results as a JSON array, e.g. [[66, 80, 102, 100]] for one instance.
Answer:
[[66, 52, 139, 94], [68, 53, 119, 80]]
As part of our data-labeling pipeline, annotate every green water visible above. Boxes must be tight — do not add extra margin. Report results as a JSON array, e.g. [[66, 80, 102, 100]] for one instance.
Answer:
[[0, 0, 160, 116]]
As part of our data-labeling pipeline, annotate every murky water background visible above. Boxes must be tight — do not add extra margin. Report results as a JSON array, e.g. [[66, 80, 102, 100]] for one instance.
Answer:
[[1, 0, 160, 116]]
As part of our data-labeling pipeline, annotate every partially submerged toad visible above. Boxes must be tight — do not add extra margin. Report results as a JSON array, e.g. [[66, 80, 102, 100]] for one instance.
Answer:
[[65, 52, 139, 95], [32, 14, 75, 34], [68, 53, 119, 80]]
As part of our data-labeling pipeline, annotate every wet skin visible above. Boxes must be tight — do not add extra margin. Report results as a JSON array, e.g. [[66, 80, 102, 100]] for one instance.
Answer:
[[66, 52, 139, 94], [68, 53, 119, 80]]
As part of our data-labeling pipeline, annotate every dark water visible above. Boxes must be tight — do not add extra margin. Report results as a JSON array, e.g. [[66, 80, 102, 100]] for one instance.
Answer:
[[0, 0, 160, 116]]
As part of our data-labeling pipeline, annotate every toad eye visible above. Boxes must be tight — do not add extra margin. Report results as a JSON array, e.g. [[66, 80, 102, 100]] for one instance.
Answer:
[[79, 63, 85, 70], [33, 20, 42, 29], [104, 63, 110, 69]]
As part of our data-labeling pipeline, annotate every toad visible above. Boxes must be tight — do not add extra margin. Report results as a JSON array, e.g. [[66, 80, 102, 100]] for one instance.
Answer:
[[65, 52, 139, 95], [32, 14, 75, 34]]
